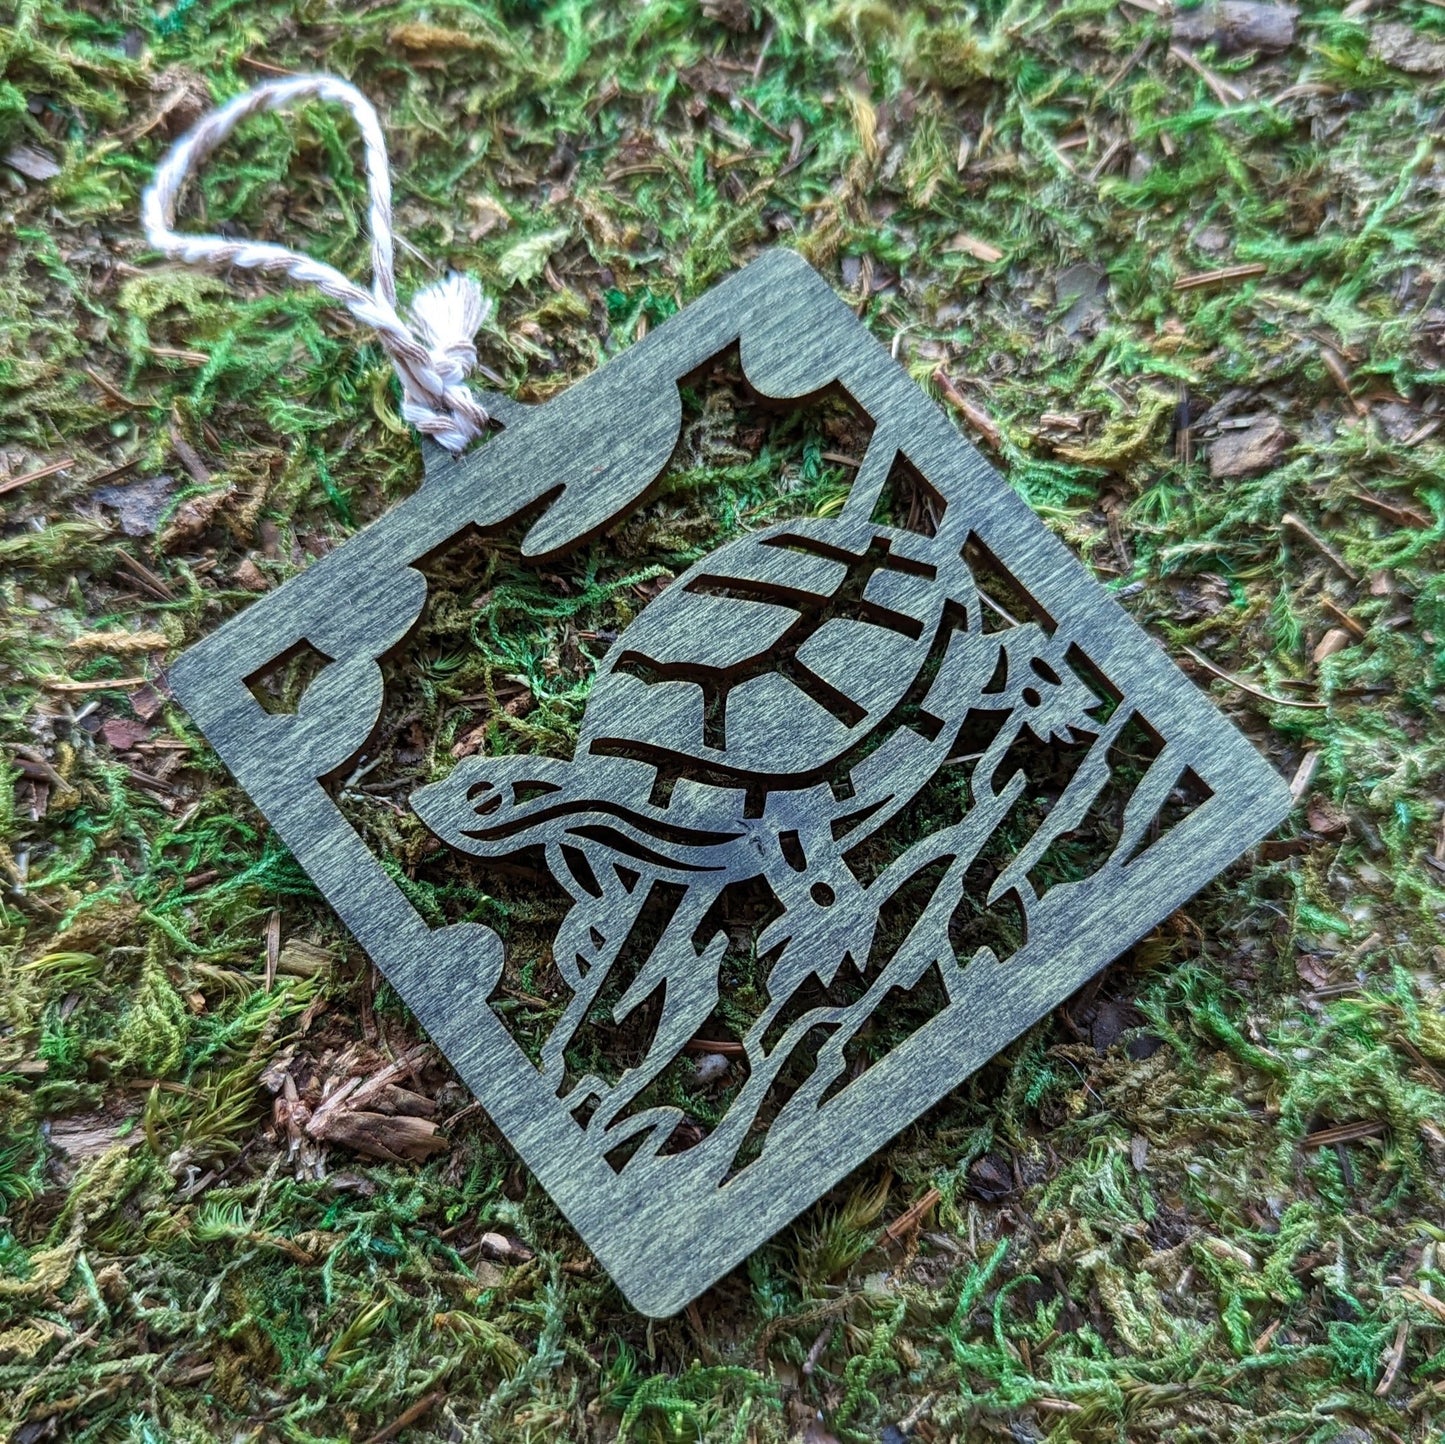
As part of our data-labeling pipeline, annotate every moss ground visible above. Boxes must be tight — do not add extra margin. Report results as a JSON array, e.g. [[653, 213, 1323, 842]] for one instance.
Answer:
[[1, 1, 1444, 1440]]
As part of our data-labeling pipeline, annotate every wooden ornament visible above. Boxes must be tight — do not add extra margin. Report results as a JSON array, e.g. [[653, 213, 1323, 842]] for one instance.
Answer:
[[170, 249, 1290, 1315]]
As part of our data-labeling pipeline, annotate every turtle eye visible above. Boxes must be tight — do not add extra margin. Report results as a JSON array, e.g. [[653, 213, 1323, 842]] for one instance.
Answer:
[[1022, 686, 1042, 708], [1031, 656, 1061, 684], [467, 780, 503, 816]]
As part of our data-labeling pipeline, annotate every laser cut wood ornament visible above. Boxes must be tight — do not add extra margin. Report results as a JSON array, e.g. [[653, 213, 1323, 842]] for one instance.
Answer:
[[153, 93, 1291, 1319]]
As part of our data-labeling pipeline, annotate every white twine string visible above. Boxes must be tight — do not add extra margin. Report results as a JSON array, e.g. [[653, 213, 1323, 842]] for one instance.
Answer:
[[141, 74, 491, 453]]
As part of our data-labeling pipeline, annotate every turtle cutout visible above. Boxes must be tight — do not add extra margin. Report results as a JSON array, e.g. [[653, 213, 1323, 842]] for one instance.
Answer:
[[170, 250, 1290, 1316]]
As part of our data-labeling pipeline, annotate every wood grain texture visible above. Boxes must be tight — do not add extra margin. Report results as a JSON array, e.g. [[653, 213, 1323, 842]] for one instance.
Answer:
[[168, 249, 1292, 1316]]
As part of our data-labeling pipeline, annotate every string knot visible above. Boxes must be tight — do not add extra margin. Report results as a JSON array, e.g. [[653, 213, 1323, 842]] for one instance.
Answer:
[[140, 74, 491, 453]]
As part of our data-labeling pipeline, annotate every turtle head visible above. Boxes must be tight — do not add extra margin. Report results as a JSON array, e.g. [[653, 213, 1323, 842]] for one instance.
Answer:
[[411, 754, 571, 856]]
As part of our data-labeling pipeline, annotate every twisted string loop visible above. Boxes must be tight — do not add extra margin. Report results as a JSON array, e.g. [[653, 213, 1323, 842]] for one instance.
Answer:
[[141, 73, 490, 453]]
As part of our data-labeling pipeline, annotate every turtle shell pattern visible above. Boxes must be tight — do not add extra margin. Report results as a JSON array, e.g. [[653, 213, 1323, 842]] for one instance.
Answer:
[[580, 516, 979, 786]]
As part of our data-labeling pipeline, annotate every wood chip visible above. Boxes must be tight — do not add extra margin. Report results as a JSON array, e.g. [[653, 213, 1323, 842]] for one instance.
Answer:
[[1400, 1285, 1445, 1324], [683, 1037, 745, 1055], [1319, 597, 1366, 640], [1376, 1317, 1409, 1396], [1173, 3, 1298, 56], [277, 938, 335, 978], [114, 550, 175, 601], [234, 557, 269, 592], [1311, 627, 1351, 664], [1209, 415, 1289, 478], [1372, 22, 1445, 75], [361, 1390, 443, 1444], [1320, 346, 1365, 417], [264, 910, 281, 992], [1282, 511, 1360, 582], [1181, 646, 1327, 709], [41, 675, 148, 693], [1168, 43, 1247, 104], [3, 144, 61, 180], [883, 1186, 941, 1242], [0, 456, 73, 496], [1351, 490, 1430, 530], [945, 233, 1004, 263], [1288, 750, 1318, 801], [1303, 1120, 1385, 1147]]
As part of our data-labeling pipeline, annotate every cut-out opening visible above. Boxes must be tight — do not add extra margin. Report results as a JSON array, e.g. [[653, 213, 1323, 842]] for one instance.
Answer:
[[1021, 709, 1168, 900], [603, 1131, 649, 1174], [964, 533, 1057, 634], [671, 342, 879, 516], [1124, 764, 1214, 865], [558, 880, 686, 1097], [870, 450, 946, 538], [818, 960, 951, 1107], [950, 852, 1029, 965], [584, 875, 775, 1162], [1065, 643, 1123, 723], [562, 845, 603, 899], [244, 638, 332, 715], [722, 1024, 836, 1183]]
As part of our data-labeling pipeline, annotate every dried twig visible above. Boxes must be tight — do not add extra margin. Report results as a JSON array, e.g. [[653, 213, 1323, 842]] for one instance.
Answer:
[[933, 369, 1001, 447], [1181, 646, 1327, 709], [1282, 511, 1360, 583], [362, 1390, 443, 1444], [1174, 263, 1268, 292], [0, 457, 73, 495]]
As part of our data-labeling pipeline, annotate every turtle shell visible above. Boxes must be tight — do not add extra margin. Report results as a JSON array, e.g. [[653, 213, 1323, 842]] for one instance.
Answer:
[[580, 516, 978, 784]]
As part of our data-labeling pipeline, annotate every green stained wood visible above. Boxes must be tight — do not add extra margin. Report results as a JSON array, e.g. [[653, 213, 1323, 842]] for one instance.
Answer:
[[168, 249, 1290, 1316]]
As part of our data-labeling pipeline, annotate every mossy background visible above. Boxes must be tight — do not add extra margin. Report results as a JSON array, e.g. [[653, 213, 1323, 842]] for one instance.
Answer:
[[2, 1, 1445, 1440]]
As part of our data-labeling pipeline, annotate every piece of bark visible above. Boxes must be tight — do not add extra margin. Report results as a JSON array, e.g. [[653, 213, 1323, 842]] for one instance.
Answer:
[[1306, 796, 1349, 838], [277, 938, 335, 978], [49, 1113, 136, 1163], [311, 1108, 448, 1165], [99, 716, 151, 750], [4, 144, 61, 181], [1371, 23, 1445, 76], [701, 0, 752, 30], [1173, 3, 1298, 55], [234, 557, 268, 592], [1208, 416, 1289, 478], [94, 474, 177, 537], [1311, 628, 1351, 664]]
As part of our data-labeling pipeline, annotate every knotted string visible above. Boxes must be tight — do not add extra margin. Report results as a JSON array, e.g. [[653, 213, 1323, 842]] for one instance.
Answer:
[[141, 74, 491, 453]]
